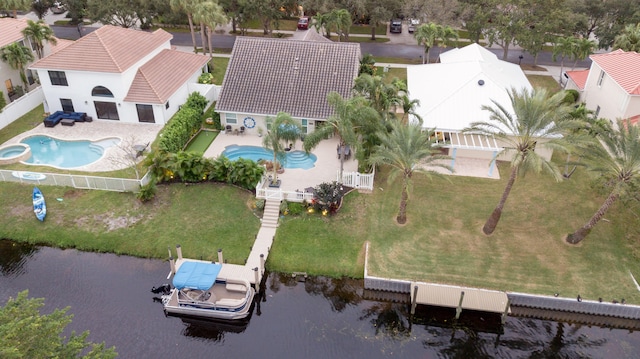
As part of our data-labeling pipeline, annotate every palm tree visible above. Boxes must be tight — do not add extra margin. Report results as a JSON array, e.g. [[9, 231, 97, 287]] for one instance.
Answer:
[[332, 8, 351, 42], [262, 112, 301, 184], [169, 0, 202, 54], [192, 1, 227, 58], [399, 95, 422, 125], [22, 19, 57, 59], [571, 38, 596, 70], [566, 119, 640, 244], [413, 22, 441, 64], [552, 36, 577, 84], [613, 23, 640, 52], [303, 92, 379, 181], [353, 74, 403, 121], [464, 87, 575, 235], [369, 121, 452, 224], [1, 42, 35, 93], [2, 0, 30, 19]]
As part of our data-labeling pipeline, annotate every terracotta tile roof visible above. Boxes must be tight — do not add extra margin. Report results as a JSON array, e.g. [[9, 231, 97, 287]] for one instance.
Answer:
[[590, 49, 640, 95], [0, 18, 28, 48], [30, 25, 172, 73], [50, 37, 74, 53], [628, 114, 640, 126], [566, 69, 589, 90], [124, 49, 209, 104], [216, 37, 360, 119]]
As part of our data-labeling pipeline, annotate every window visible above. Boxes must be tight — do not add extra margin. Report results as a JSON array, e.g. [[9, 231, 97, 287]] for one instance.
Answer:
[[597, 70, 605, 87], [226, 113, 237, 124], [48, 71, 68, 86], [27, 70, 36, 85], [301, 119, 308, 134], [136, 104, 155, 123], [594, 105, 600, 117], [165, 101, 170, 109], [266, 117, 272, 130], [60, 98, 74, 112], [91, 86, 114, 97], [94, 101, 119, 120]]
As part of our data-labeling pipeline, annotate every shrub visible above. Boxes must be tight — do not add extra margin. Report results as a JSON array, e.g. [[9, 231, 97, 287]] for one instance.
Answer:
[[312, 181, 345, 214], [198, 73, 214, 84], [228, 158, 265, 189], [0, 93, 6, 113], [137, 181, 157, 202], [287, 202, 305, 215], [280, 200, 288, 214], [255, 199, 265, 210], [562, 89, 580, 104], [159, 92, 209, 152]]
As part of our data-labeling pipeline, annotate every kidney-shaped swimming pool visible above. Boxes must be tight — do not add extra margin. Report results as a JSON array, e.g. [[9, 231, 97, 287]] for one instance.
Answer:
[[20, 135, 120, 169]]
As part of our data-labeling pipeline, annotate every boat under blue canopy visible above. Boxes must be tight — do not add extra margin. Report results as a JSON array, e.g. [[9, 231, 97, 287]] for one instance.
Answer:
[[173, 261, 222, 290]]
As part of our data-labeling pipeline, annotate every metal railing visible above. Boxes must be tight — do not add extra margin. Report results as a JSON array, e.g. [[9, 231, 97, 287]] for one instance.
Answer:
[[0, 169, 150, 192]]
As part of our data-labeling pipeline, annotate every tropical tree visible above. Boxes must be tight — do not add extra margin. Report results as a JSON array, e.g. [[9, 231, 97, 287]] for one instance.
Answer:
[[369, 121, 452, 224], [359, 53, 376, 75], [0, 42, 34, 93], [552, 36, 577, 84], [0, 0, 30, 18], [571, 37, 596, 70], [566, 119, 640, 244], [169, 0, 202, 53], [353, 73, 403, 121], [22, 19, 57, 59], [366, 2, 392, 41], [192, 1, 227, 57], [399, 94, 422, 125], [331, 8, 351, 42], [262, 112, 301, 184], [612, 23, 640, 52], [413, 22, 458, 63], [464, 87, 575, 235], [303, 92, 379, 181], [0, 290, 117, 358]]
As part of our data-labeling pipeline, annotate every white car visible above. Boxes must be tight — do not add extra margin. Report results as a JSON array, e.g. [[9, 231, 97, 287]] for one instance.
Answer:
[[408, 19, 420, 33]]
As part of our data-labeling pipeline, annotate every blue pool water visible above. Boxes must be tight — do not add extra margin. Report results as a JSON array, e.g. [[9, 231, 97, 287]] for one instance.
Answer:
[[20, 135, 120, 169], [222, 145, 317, 169]]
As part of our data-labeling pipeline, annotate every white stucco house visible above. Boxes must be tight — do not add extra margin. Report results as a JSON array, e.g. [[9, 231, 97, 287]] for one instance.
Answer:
[[29, 25, 210, 125], [407, 43, 554, 178], [0, 18, 41, 104], [215, 37, 360, 136], [566, 49, 640, 126]]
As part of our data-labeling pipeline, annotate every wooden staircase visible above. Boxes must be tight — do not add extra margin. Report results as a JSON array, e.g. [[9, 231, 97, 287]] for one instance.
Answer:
[[261, 199, 280, 228]]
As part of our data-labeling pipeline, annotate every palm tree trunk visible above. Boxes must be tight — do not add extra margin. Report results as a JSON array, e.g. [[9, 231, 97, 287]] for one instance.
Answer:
[[187, 14, 197, 53], [370, 26, 376, 41], [199, 23, 207, 55], [207, 28, 213, 58], [483, 165, 518, 235], [566, 191, 618, 244], [397, 180, 409, 224]]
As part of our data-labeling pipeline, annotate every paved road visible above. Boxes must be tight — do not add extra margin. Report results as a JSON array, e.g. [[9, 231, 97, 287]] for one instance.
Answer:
[[51, 25, 591, 69]]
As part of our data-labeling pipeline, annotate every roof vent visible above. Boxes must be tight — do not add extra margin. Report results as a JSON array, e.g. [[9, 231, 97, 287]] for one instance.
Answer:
[[478, 79, 485, 86]]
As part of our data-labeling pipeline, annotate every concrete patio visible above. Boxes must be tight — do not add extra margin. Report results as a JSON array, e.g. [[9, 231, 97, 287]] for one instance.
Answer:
[[204, 131, 359, 192]]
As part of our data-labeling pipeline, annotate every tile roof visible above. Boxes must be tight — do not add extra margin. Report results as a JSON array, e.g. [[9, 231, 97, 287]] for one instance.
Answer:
[[0, 18, 28, 48], [124, 49, 209, 104], [590, 49, 640, 95], [566, 69, 589, 90], [216, 37, 360, 119], [30, 25, 172, 73], [50, 37, 74, 53]]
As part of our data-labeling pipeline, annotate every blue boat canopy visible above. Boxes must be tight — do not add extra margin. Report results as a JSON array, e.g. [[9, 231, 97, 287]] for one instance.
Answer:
[[173, 261, 222, 290]]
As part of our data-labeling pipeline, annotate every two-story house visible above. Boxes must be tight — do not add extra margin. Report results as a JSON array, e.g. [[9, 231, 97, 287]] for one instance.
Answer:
[[0, 18, 39, 104]]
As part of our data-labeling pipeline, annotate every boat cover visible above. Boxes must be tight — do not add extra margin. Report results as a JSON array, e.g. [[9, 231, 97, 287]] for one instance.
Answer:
[[173, 261, 222, 290]]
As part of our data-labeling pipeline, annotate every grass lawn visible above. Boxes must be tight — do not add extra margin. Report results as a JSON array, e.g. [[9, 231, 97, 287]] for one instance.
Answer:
[[349, 25, 386, 36], [274, 163, 640, 303], [344, 37, 390, 44], [210, 57, 229, 85], [0, 182, 260, 264], [184, 130, 218, 155], [375, 68, 407, 83], [0, 104, 44, 145], [527, 74, 562, 93], [373, 56, 422, 65]]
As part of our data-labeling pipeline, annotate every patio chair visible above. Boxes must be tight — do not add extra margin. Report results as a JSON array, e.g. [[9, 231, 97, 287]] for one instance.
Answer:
[[225, 125, 232, 134], [239, 126, 245, 135], [344, 145, 351, 160]]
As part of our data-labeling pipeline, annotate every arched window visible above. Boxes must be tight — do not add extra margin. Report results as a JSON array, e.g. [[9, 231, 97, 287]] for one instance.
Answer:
[[91, 86, 114, 97]]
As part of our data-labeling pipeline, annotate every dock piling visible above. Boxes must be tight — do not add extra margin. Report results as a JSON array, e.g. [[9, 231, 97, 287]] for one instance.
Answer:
[[502, 298, 511, 324], [253, 267, 259, 289], [260, 254, 265, 275], [411, 285, 418, 315], [217, 249, 223, 264], [167, 246, 172, 259], [176, 245, 183, 261], [455, 291, 465, 319], [169, 256, 175, 275]]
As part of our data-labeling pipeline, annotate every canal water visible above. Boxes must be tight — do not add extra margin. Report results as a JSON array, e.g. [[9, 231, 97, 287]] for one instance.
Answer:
[[1, 240, 639, 358]]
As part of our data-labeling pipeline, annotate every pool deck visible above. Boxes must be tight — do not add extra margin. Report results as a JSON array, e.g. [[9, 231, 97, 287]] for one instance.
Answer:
[[204, 132, 358, 192], [2, 121, 162, 172]]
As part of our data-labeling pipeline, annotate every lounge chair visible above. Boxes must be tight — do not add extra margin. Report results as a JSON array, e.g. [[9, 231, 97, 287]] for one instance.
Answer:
[[225, 125, 232, 134], [344, 145, 351, 160], [239, 126, 245, 135]]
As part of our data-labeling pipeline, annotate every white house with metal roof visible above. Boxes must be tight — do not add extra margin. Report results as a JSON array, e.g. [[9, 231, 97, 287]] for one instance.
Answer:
[[408, 43, 550, 178], [30, 25, 210, 125], [215, 37, 360, 136]]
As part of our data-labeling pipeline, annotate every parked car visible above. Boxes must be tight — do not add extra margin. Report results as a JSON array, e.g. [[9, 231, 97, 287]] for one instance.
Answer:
[[408, 19, 419, 33], [297, 16, 310, 30], [390, 19, 402, 33], [51, 2, 66, 14]]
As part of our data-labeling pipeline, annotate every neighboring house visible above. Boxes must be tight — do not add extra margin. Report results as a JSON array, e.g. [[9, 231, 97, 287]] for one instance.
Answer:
[[0, 18, 40, 104], [574, 49, 640, 125], [30, 25, 210, 125], [215, 37, 360, 136], [408, 43, 546, 177]]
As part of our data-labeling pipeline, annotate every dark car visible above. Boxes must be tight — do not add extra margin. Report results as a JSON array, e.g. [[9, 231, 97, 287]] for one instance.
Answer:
[[390, 19, 402, 34], [297, 17, 310, 30]]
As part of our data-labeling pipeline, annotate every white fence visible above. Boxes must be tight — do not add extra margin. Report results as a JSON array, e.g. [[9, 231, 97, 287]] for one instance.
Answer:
[[0, 87, 44, 131], [338, 169, 375, 191], [0, 169, 151, 192], [254, 176, 315, 203]]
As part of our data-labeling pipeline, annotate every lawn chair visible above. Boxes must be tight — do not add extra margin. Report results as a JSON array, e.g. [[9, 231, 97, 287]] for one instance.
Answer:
[[344, 145, 351, 160], [239, 126, 245, 135], [225, 125, 232, 134]]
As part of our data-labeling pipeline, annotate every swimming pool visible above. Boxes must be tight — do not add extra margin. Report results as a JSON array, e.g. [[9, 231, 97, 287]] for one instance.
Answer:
[[222, 145, 317, 169], [19, 135, 120, 169]]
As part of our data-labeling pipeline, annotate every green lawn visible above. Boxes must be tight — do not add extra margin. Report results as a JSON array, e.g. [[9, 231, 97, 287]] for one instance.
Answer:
[[210, 57, 229, 85], [184, 130, 218, 155], [527, 74, 562, 93]]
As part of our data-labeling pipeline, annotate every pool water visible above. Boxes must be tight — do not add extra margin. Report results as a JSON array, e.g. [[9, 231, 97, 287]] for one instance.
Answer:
[[222, 145, 317, 169], [20, 135, 120, 169]]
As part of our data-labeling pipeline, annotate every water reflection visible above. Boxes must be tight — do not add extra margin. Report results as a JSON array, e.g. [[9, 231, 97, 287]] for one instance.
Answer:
[[0, 239, 639, 358]]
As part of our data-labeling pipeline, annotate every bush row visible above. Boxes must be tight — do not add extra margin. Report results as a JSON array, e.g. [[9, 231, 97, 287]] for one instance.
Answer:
[[158, 92, 208, 153]]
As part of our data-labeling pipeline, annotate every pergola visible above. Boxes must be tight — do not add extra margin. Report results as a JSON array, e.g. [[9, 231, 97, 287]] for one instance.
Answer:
[[432, 130, 503, 177]]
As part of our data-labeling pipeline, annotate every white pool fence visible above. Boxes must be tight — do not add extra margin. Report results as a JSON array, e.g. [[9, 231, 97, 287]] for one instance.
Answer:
[[0, 169, 152, 192]]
